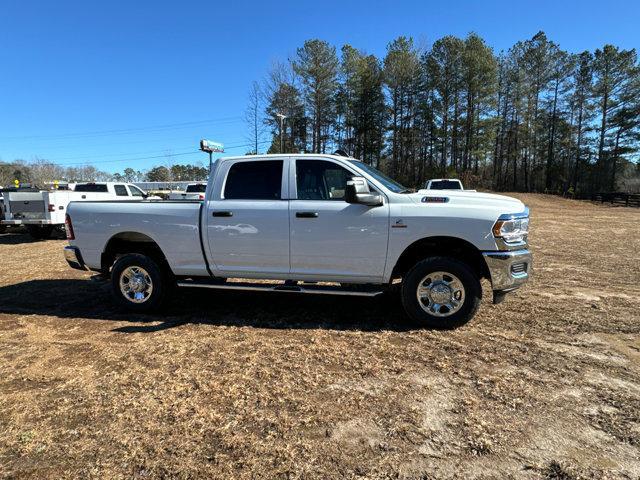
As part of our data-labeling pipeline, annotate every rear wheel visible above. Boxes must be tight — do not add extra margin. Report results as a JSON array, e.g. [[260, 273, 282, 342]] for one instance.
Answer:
[[111, 253, 166, 312], [26, 225, 54, 240], [401, 256, 481, 329]]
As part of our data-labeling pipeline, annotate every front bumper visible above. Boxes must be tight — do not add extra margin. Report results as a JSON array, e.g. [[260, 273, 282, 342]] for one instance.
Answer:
[[64, 246, 88, 271], [482, 249, 532, 297]]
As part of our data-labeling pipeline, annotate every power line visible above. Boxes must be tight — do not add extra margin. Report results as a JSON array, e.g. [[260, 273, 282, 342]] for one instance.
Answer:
[[0, 116, 243, 141], [55, 150, 201, 166], [45, 136, 256, 161], [49, 140, 272, 166]]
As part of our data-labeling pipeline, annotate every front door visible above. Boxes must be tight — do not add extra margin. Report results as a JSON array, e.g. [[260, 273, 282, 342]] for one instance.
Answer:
[[206, 159, 290, 276], [289, 159, 389, 282]]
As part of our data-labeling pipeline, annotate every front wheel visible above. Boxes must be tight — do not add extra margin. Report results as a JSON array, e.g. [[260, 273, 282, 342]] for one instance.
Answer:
[[110, 253, 166, 312], [401, 256, 481, 329]]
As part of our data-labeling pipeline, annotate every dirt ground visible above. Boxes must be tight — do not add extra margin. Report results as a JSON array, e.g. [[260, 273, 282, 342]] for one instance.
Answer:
[[0, 193, 639, 479]]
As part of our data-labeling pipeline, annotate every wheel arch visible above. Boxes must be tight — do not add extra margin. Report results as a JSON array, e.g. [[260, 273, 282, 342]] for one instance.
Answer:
[[391, 236, 490, 282], [101, 231, 171, 275]]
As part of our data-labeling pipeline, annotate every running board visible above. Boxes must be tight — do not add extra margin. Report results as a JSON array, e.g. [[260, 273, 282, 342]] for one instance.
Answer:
[[176, 280, 384, 297]]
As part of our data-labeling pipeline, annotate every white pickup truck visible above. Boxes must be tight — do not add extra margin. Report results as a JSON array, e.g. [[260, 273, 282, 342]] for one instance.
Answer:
[[2, 182, 151, 239], [167, 183, 207, 201], [64, 154, 531, 328]]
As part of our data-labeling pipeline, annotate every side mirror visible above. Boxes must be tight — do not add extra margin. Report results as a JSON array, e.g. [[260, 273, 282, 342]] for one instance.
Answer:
[[345, 176, 383, 206]]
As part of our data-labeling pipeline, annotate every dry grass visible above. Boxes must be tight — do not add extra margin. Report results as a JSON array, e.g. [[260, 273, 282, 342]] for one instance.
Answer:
[[0, 193, 639, 479]]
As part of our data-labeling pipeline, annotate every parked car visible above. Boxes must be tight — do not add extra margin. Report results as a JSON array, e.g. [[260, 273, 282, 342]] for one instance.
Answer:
[[2, 182, 155, 239], [63, 153, 531, 329], [167, 183, 207, 201], [423, 178, 464, 190]]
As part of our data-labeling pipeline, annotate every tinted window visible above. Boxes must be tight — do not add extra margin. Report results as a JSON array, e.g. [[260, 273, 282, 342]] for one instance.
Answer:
[[74, 184, 109, 193], [186, 184, 207, 193], [114, 185, 128, 196], [224, 161, 283, 200], [429, 180, 462, 190], [296, 160, 352, 200]]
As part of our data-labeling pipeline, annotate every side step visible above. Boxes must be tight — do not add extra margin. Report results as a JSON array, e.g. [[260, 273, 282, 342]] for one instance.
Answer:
[[176, 279, 385, 297]]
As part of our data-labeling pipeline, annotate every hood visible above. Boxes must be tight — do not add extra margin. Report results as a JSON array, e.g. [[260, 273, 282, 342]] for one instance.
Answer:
[[406, 190, 525, 214]]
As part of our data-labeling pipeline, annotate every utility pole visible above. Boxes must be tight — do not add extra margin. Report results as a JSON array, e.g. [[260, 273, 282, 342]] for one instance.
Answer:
[[276, 113, 287, 153]]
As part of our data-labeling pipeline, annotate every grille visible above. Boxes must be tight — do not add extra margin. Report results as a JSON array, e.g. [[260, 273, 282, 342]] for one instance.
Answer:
[[511, 262, 527, 275]]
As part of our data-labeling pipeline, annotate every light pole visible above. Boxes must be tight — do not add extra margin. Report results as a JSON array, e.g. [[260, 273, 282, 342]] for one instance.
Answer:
[[276, 113, 287, 153]]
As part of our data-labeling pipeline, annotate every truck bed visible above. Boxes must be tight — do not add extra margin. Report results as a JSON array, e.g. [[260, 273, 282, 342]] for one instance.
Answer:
[[67, 200, 208, 276]]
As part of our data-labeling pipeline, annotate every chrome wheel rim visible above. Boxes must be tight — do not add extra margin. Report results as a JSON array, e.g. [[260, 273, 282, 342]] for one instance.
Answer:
[[416, 271, 465, 317], [119, 266, 153, 304]]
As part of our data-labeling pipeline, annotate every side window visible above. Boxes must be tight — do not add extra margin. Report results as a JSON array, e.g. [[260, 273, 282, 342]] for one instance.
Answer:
[[224, 160, 283, 200], [128, 185, 144, 197], [114, 184, 129, 197], [296, 160, 352, 200]]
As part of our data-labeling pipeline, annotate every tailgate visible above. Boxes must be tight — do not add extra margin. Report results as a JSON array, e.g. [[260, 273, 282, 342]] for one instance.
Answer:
[[7, 192, 46, 220]]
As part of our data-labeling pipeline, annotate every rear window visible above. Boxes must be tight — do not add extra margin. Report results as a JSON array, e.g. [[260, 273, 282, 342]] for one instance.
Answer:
[[224, 161, 283, 200], [429, 180, 462, 190], [74, 184, 108, 193], [186, 184, 207, 193]]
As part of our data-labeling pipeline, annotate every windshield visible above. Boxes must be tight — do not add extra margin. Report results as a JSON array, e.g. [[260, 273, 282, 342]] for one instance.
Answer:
[[129, 185, 145, 197], [347, 160, 408, 193]]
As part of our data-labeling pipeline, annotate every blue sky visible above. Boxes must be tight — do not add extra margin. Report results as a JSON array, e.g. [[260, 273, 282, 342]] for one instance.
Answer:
[[1, 0, 639, 173]]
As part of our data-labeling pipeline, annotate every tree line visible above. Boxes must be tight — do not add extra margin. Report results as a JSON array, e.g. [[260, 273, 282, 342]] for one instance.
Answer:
[[247, 31, 640, 194], [0, 159, 208, 187]]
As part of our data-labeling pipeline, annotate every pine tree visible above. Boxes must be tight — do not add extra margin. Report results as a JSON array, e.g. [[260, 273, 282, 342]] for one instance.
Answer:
[[292, 40, 339, 153]]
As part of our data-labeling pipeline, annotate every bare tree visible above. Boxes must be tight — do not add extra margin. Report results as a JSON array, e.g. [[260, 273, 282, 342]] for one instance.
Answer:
[[244, 81, 265, 154]]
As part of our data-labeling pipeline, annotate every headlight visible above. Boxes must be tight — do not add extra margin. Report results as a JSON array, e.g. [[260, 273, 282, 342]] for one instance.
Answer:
[[492, 209, 529, 244]]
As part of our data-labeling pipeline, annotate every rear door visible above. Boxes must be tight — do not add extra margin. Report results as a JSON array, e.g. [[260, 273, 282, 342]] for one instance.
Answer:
[[205, 158, 290, 276], [289, 158, 389, 282]]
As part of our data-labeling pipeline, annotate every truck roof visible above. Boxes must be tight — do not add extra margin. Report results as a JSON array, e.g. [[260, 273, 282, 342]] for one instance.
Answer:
[[218, 153, 362, 163]]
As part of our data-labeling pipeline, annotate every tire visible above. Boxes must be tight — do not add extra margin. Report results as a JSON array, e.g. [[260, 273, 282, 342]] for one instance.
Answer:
[[401, 256, 481, 329], [26, 225, 54, 240], [110, 253, 167, 312]]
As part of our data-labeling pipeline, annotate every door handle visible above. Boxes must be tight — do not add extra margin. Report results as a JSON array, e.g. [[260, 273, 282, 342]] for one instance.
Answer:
[[212, 211, 233, 217], [296, 211, 319, 218]]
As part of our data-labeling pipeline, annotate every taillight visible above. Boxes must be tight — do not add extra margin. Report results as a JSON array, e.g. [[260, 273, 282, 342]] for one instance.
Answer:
[[199, 194, 205, 200], [48, 204, 56, 212], [65, 214, 75, 240]]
